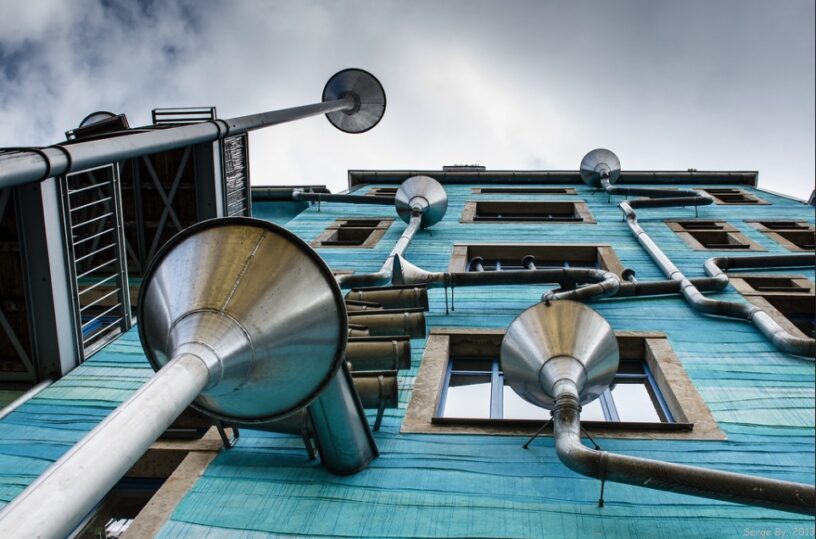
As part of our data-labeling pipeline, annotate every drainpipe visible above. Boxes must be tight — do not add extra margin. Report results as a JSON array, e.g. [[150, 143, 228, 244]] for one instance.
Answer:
[[503, 301, 816, 517], [581, 148, 815, 359], [552, 381, 816, 515]]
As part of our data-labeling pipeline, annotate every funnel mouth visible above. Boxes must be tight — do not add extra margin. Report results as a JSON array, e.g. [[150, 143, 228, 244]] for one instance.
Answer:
[[580, 148, 621, 187], [323, 68, 386, 134], [138, 217, 348, 424], [395, 175, 448, 228], [501, 301, 619, 410]]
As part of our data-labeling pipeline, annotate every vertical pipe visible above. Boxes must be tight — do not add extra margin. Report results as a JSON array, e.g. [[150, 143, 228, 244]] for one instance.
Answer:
[[0, 353, 212, 539]]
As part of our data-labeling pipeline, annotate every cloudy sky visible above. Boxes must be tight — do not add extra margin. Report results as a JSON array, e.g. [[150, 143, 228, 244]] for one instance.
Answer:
[[1, 0, 813, 198]]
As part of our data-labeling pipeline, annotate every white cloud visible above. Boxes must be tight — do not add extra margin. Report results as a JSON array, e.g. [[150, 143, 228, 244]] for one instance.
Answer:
[[0, 0, 813, 198]]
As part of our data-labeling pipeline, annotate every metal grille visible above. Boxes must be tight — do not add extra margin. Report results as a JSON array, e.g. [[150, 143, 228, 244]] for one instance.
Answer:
[[152, 107, 216, 125], [60, 165, 131, 359], [222, 134, 250, 216]]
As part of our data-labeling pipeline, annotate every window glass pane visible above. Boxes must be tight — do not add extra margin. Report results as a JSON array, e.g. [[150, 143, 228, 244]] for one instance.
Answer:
[[450, 358, 492, 372], [611, 381, 662, 422], [443, 375, 492, 418], [580, 397, 607, 421], [502, 386, 550, 420]]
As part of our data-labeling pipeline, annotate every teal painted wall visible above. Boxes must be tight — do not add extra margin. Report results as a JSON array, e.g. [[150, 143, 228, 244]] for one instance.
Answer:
[[0, 181, 812, 537]]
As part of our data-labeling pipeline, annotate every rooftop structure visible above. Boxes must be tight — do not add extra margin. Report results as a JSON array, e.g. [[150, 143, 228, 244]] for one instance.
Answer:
[[0, 73, 813, 537]]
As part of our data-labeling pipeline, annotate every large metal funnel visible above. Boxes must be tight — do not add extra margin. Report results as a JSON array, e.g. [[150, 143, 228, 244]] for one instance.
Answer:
[[139, 217, 347, 423], [580, 148, 621, 187], [501, 301, 619, 409], [395, 175, 448, 227]]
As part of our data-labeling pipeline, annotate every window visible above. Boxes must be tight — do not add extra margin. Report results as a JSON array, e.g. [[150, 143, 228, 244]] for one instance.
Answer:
[[731, 275, 815, 339], [461, 201, 595, 224], [311, 218, 393, 248], [448, 244, 625, 276], [702, 188, 768, 205], [438, 356, 672, 423], [746, 221, 815, 251], [471, 187, 577, 195], [365, 187, 398, 197], [403, 329, 724, 440], [665, 220, 763, 251]]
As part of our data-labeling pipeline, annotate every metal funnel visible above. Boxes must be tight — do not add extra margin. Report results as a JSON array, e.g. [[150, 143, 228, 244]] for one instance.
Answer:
[[580, 148, 621, 187], [395, 175, 448, 228], [323, 68, 386, 133], [501, 301, 619, 409], [139, 217, 347, 424]]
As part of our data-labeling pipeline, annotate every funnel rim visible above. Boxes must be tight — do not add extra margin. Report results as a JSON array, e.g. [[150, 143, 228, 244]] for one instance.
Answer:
[[138, 216, 348, 424], [322, 67, 386, 134]]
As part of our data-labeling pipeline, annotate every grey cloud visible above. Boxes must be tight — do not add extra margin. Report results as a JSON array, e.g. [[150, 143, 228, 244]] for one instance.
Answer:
[[0, 0, 813, 198]]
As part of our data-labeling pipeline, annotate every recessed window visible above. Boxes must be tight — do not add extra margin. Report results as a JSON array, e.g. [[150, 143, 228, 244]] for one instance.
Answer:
[[461, 201, 595, 224], [448, 244, 624, 275], [730, 275, 815, 339], [665, 220, 763, 251], [746, 221, 815, 251], [311, 218, 393, 248], [403, 329, 724, 440], [365, 187, 398, 197], [437, 356, 671, 423], [471, 187, 577, 195], [702, 188, 768, 205]]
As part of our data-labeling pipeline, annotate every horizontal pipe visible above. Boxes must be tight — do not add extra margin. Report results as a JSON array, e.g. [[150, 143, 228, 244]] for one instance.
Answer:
[[351, 371, 399, 408], [346, 310, 426, 338], [552, 382, 815, 515], [292, 190, 395, 205], [0, 353, 213, 538], [0, 379, 54, 421], [345, 300, 384, 312], [0, 97, 354, 189], [345, 285, 429, 311], [347, 336, 411, 371]]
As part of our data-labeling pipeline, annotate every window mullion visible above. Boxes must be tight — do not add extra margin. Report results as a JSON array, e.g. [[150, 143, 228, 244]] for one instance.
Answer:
[[491, 360, 502, 419]]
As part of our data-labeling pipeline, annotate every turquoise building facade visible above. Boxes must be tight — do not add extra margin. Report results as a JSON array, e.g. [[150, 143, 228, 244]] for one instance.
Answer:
[[0, 169, 813, 537]]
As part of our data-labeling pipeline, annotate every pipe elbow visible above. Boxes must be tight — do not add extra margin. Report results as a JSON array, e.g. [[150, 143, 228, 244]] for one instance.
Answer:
[[554, 430, 604, 479]]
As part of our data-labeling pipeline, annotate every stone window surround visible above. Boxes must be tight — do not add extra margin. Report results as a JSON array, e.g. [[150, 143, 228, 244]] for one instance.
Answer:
[[745, 220, 816, 252], [310, 218, 394, 249], [447, 243, 626, 276], [471, 187, 577, 195], [701, 188, 769, 205], [402, 328, 725, 440], [461, 200, 596, 224], [730, 274, 815, 340], [665, 220, 765, 251]]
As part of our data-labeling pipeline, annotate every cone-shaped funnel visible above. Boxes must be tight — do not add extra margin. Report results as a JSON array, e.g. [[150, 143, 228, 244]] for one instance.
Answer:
[[501, 301, 619, 409], [323, 68, 386, 134], [139, 217, 347, 424], [395, 175, 448, 228], [580, 148, 621, 187]]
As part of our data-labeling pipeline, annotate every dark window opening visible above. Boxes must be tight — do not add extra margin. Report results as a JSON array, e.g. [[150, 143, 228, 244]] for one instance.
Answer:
[[450, 244, 624, 276], [365, 187, 398, 197], [757, 221, 810, 230], [474, 201, 582, 222], [312, 218, 393, 248], [773, 230, 815, 250], [742, 276, 809, 294], [474, 187, 575, 195], [673, 221, 726, 231], [74, 478, 163, 538], [763, 295, 815, 338], [686, 230, 751, 249], [468, 257, 599, 271], [702, 188, 765, 204]]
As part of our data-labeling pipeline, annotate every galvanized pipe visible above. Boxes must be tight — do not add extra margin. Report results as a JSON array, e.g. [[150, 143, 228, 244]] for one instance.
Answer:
[[347, 336, 412, 371], [292, 190, 395, 206], [552, 380, 816, 515], [0, 97, 355, 190], [0, 378, 54, 421], [351, 371, 400, 409], [0, 353, 214, 539], [346, 309, 426, 338], [309, 363, 379, 474], [612, 180, 815, 358], [337, 211, 423, 288]]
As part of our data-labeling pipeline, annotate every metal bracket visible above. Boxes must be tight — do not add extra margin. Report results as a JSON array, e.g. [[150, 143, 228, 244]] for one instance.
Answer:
[[522, 418, 552, 449], [216, 421, 240, 449]]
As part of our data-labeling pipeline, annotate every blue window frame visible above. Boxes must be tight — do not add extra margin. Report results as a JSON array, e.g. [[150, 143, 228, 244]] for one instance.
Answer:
[[437, 357, 674, 423]]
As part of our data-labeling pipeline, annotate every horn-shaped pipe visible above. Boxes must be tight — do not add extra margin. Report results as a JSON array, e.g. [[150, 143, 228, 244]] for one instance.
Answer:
[[502, 301, 815, 515], [347, 336, 412, 371], [0, 218, 352, 538], [346, 285, 429, 311], [0, 68, 385, 190], [347, 309, 426, 338]]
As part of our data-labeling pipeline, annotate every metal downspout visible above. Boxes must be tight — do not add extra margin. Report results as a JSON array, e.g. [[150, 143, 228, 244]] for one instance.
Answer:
[[552, 380, 816, 515], [336, 211, 424, 288]]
